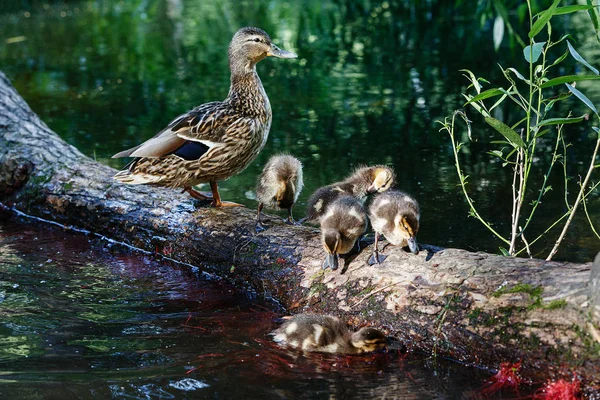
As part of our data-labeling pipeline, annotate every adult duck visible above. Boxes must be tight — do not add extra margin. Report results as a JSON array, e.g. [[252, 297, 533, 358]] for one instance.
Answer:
[[112, 27, 297, 207]]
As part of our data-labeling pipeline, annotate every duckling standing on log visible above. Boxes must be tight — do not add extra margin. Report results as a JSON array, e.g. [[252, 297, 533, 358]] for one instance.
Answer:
[[255, 154, 303, 232], [320, 196, 368, 271], [112, 27, 297, 207], [368, 190, 420, 265], [304, 166, 395, 223], [270, 314, 387, 354]]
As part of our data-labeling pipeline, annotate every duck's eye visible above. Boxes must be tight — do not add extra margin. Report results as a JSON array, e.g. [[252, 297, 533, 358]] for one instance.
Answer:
[[253, 38, 262, 43]]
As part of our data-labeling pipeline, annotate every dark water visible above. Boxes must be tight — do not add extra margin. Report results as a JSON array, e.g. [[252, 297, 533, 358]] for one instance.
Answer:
[[0, 216, 538, 399], [0, 0, 598, 261]]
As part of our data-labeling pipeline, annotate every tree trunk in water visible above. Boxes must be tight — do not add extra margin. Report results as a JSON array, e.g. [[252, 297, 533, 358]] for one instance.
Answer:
[[1, 72, 599, 394]]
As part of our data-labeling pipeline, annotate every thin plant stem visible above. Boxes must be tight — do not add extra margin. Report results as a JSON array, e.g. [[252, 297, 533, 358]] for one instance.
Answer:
[[546, 136, 600, 261], [445, 113, 510, 245], [514, 181, 600, 256], [582, 190, 600, 240]]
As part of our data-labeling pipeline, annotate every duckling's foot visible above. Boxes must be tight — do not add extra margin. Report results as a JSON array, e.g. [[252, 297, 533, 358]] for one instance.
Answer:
[[255, 222, 269, 233], [368, 252, 387, 266], [322, 253, 339, 271], [284, 217, 296, 225], [296, 217, 308, 225]]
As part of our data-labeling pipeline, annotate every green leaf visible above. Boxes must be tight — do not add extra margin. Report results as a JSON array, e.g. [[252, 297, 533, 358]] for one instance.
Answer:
[[499, 247, 510, 256], [547, 49, 569, 69], [544, 92, 572, 114], [593, 126, 600, 138], [460, 69, 481, 93], [506, 67, 527, 81], [553, 5, 594, 15], [587, 0, 600, 43], [541, 74, 600, 88], [565, 83, 599, 116], [489, 150, 504, 158], [493, 16, 504, 51], [535, 129, 551, 138], [529, 0, 561, 38], [567, 41, 599, 75], [524, 42, 545, 63], [536, 115, 588, 127], [485, 117, 525, 148], [543, 186, 553, 195], [464, 88, 505, 105]]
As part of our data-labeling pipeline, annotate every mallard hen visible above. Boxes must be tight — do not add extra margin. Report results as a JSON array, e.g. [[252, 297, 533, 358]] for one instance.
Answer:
[[112, 27, 297, 207]]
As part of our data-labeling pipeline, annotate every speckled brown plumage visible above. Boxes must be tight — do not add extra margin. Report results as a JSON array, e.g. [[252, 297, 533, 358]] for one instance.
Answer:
[[112, 27, 297, 206]]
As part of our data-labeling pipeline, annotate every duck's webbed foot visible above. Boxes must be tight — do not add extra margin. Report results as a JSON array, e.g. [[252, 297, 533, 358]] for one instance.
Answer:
[[368, 252, 388, 266], [322, 253, 339, 271], [255, 221, 269, 233]]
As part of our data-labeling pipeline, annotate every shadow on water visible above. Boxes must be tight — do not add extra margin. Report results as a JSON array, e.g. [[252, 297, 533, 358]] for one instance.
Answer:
[[0, 0, 598, 261], [0, 217, 539, 399]]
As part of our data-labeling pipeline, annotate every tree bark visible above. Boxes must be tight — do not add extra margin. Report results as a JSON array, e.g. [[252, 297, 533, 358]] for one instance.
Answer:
[[1, 71, 599, 394]]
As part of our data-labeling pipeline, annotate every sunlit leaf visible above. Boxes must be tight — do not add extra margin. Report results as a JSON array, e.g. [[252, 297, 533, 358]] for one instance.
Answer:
[[593, 126, 600, 138], [565, 83, 599, 116], [464, 88, 505, 105], [536, 115, 588, 127], [543, 186, 553, 195], [462, 93, 490, 117], [541, 74, 600, 88], [567, 41, 599, 75], [529, 0, 561, 38], [485, 117, 525, 148], [553, 5, 594, 15], [506, 67, 527, 81], [489, 150, 504, 158], [493, 16, 505, 51], [523, 42, 545, 63], [499, 247, 510, 256], [460, 69, 481, 93]]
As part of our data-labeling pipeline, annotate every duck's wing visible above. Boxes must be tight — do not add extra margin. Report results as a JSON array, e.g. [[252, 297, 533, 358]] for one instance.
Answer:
[[112, 102, 232, 159]]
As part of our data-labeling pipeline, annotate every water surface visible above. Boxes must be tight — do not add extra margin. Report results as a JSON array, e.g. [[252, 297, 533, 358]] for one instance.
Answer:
[[0, 217, 537, 399]]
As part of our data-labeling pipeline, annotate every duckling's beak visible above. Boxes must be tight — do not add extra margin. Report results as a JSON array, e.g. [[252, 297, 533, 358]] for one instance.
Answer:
[[407, 237, 419, 255], [366, 184, 377, 194], [267, 44, 297, 59]]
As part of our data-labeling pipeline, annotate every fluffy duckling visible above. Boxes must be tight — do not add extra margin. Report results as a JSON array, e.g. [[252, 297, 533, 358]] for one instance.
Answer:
[[304, 165, 395, 223], [320, 196, 368, 271], [255, 155, 304, 232], [368, 190, 420, 265], [270, 314, 387, 354]]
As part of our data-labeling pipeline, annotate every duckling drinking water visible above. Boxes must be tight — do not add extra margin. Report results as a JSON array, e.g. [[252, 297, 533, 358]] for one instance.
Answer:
[[320, 195, 368, 271], [270, 314, 387, 354], [304, 165, 395, 223], [368, 190, 420, 265], [255, 155, 303, 232]]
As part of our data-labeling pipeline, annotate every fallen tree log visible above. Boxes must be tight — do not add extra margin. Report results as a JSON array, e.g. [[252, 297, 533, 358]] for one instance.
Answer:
[[1, 71, 599, 394]]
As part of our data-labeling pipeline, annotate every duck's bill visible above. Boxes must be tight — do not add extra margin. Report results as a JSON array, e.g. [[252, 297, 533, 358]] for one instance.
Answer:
[[407, 237, 419, 255], [267, 44, 297, 59]]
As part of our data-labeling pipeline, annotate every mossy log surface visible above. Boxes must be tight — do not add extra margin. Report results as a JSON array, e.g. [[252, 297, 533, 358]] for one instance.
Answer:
[[1, 72, 599, 393]]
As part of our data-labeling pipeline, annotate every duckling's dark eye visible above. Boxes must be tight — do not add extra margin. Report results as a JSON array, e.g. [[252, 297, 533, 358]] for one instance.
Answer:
[[253, 38, 261, 43]]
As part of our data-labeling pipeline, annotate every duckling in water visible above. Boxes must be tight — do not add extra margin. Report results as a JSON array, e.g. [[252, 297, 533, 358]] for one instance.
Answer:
[[270, 314, 387, 354], [255, 155, 303, 232], [304, 166, 395, 223], [320, 196, 368, 271], [368, 190, 420, 265]]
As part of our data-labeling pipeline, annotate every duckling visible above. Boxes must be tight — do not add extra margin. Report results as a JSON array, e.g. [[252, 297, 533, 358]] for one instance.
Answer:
[[255, 155, 304, 232], [304, 165, 395, 223], [270, 314, 387, 354], [368, 190, 420, 265], [320, 196, 368, 271], [112, 27, 297, 207]]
